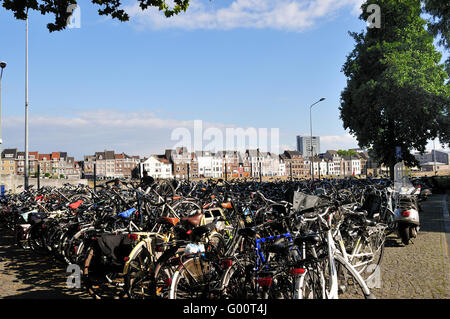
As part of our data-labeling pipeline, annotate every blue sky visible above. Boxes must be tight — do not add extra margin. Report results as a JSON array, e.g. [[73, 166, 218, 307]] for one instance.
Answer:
[[0, 0, 447, 160]]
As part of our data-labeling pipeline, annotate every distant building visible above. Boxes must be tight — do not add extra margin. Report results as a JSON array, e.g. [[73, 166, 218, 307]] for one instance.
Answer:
[[142, 155, 173, 179], [282, 150, 309, 177], [297, 136, 320, 158], [414, 150, 450, 166], [1, 148, 18, 175]]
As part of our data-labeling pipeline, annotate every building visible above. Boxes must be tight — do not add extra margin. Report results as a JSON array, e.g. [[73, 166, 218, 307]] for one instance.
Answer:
[[297, 135, 320, 158], [420, 162, 449, 172], [82, 150, 140, 178], [142, 155, 173, 179], [1, 148, 18, 175], [167, 147, 192, 179], [322, 150, 342, 176], [415, 150, 450, 167], [114, 153, 140, 178], [282, 150, 309, 177], [342, 155, 361, 176]]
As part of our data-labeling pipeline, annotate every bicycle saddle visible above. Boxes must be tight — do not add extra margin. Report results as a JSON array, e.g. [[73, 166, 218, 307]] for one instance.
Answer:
[[294, 233, 321, 246], [157, 216, 180, 226], [181, 213, 203, 227]]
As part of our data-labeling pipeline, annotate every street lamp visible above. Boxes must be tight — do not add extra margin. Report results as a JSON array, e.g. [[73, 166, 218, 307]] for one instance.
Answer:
[[0, 61, 6, 192], [24, 12, 29, 190], [309, 97, 326, 182]]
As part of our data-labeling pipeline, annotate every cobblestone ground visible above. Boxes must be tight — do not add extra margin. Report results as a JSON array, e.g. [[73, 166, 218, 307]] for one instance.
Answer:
[[0, 193, 449, 299], [0, 229, 88, 299], [371, 192, 450, 299]]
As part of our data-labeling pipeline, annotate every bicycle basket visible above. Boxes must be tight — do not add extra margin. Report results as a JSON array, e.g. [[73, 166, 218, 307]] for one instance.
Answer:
[[292, 192, 327, 213]]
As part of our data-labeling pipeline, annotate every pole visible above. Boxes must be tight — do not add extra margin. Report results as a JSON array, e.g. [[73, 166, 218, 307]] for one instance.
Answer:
[[0, 63, 4, 189], [308, 98, 325, 183], [225, 163, 227, 181], [187, 163, 190, 182], [259, 162, 262, 183], [433, 139, 437, 175], [37, 163, 40, 190], [138, 162, 141, 179], [24, 12, 29, 190], [93, 163, 97, 193], [310, 107, 313, 182], [290, 162, 292, 181], [318, 160, 321, 180]]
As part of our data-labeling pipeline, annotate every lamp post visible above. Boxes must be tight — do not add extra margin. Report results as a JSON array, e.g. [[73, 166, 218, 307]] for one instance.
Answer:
[[24, 11, 29, 190], [309, 98, 326, 182], [433, 139, 437, 176], [0, 61, 6, 191]]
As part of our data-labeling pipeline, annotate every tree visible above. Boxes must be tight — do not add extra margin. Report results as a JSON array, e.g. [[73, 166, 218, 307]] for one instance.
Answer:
[[1, 0, 190, 32], [423, 0, 449, 53], [340, 0, 449, 180], [337, 149, 357, 157]]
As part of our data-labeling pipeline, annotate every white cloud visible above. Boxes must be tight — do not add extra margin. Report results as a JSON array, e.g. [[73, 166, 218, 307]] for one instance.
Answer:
[[320, 133, 359, 151], [125, 0, 365, 31], [2, 110, 280, 158]]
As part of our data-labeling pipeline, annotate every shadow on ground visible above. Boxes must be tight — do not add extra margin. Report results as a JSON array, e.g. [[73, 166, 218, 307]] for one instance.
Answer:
[[0, 229, 88, 299]]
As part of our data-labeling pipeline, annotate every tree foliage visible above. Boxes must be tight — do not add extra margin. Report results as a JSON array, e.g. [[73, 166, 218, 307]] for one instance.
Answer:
[[337, 149, 357, 157], [0, 0, 190, 32], [423, 0, 449, 49], [340, 0, 449, 179], [423, 0, 450, 75]]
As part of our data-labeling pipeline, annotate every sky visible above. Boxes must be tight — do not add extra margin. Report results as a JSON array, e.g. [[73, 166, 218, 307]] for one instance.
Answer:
[[0, 0, 448, 160]]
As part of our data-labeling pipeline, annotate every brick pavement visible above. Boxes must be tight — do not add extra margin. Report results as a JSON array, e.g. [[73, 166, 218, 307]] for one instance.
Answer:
[[371, 192, 450, 299]]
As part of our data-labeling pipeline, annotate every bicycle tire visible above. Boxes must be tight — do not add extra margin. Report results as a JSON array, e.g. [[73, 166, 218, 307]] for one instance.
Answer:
[[334, 254, 375, 299]]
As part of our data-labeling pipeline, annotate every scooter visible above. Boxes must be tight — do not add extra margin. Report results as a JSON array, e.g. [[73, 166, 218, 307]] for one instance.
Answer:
[[393, 173, 420, 245], [394, 192, 420, 245]]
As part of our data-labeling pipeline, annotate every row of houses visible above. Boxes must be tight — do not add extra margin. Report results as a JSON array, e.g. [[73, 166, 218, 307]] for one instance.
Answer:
[[142, 148, 374, 179], [0, 148, 82, 178], [1, 147, 383, 180], [141, 148, 310, 179]]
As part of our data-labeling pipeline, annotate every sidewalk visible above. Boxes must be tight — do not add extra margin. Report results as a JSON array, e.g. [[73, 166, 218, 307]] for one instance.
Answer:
[[0, 230, 87, 298], [372, 192, 450, 299]]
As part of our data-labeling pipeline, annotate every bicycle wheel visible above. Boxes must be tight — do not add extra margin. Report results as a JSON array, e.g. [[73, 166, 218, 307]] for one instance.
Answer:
[[298, 265, 325, 299], [28, 223, 49, 255], [265, 271, 296, 299], [334, 254, 375, 299], [172, 200, 202, 218], [343, 229, 385, 282], [82, 247, 127, 299], [221, 259, 256, 299], [169, 256, 222, 299], [152, 246, 183, 299], [125, 247, 154, 299]]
